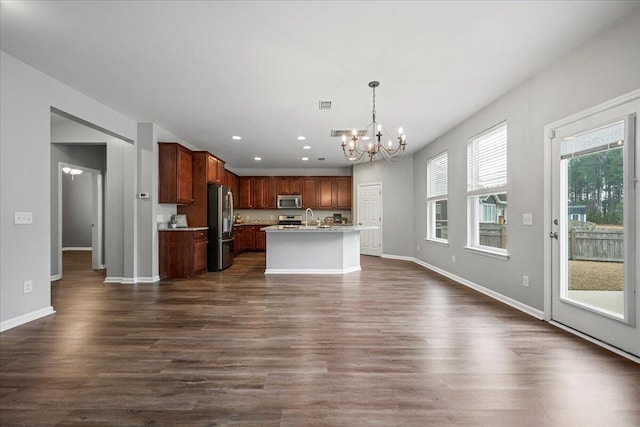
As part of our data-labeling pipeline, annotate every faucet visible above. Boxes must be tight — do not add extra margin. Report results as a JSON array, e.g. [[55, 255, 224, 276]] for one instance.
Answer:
[[305, 207, 314, 227]]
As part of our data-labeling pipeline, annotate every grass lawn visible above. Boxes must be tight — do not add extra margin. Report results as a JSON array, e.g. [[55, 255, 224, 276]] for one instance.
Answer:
[[568, 260, 624, 291]]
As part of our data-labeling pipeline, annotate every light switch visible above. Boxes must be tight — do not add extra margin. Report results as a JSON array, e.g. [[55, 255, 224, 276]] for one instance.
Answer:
[[522, 213, 533, 225], [14, 212, 33, 225]]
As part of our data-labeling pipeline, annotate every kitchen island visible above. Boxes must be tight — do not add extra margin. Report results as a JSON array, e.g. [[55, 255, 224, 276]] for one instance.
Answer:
[[261, 225, 377, 274]]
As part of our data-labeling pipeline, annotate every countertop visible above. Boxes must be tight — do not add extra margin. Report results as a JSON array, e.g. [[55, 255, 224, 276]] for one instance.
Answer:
[[159, 226, 208, 231], [261, 225, 376, 233]]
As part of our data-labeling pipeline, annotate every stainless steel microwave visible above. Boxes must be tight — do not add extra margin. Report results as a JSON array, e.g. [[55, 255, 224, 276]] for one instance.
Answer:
[[277, 194, 302, 209]]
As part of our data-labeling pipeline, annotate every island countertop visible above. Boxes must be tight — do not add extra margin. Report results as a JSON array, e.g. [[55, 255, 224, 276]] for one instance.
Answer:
[[261, 225, 377, 233]]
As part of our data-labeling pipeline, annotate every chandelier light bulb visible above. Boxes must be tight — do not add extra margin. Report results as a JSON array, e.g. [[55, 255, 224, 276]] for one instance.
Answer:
[[398, 127, 403, 135]]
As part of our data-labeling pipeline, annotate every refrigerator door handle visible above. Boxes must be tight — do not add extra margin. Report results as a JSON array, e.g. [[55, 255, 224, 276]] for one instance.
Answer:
[[229, 191, 234, 230], [221, 237, 234, 244]]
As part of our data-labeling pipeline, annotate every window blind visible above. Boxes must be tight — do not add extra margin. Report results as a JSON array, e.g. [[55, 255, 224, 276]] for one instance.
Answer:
[[467, 123, 507, 194], [427, 151, 448, 200]]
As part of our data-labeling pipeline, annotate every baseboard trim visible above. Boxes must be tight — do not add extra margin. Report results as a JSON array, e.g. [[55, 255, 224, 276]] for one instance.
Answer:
[[265, 266, 362, 275], [550, 321, 640, 364], [381, 254, 414, 262], [50, 274, 62, 282], [105, 276, 160, 284], [411, 257, 544, 320], [62, 247, 92, 251], [0, 306, 56, 332], [121, 276, 160, 284]]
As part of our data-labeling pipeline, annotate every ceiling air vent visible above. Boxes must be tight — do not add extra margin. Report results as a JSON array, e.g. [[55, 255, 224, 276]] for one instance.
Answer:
[[317, 157, 326, 161], [330, 129, 368, 137], [319, 101, 332, 110]]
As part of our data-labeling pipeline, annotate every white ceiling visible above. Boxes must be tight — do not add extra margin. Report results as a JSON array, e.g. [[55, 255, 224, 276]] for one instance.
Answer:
[[2, 1, 638, 169]]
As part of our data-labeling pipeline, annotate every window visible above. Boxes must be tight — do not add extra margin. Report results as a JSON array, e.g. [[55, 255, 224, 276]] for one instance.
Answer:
[[467, 122, 508, 256], [427, 151, 448, 243]]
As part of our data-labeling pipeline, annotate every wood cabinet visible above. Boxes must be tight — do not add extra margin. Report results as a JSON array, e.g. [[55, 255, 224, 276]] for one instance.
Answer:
[[302, 178, 318, 209], [255, 226, 266, 251], [233, 225, 266, 253], [177, 151, 208, 226], [334, 177, 352, 209], [318, 178, 334, 209], [239, 177, 253, 208], [278, 177, 302, 195], [244, 225, 255, 250], [207, 154, 218, 183], [236, 175, 351, 210], [159, 230, 208, 279], [232, 226, 244, 256], [251, 177, 278, 209], [217, 159, 225, 184], [159, 143, 193, 205], [206, 154, 226, 185]]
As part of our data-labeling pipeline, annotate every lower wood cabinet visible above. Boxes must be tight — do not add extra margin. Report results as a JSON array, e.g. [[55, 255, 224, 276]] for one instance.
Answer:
[[159, 230, 208, 279], [233, 225, 266, 254]]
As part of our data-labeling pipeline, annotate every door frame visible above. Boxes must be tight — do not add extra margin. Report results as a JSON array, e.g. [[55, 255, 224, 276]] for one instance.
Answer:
[[543, 89, 640, 360], [57, 162, 104, 279], [357, 182, 383, 256]]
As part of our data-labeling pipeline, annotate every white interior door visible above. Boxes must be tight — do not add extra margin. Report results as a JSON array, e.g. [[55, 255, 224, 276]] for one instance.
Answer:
[[550, 98, 638, 357], [358, 183, 382, 256]]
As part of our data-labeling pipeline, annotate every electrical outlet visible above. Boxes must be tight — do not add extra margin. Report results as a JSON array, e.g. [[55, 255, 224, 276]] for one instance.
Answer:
[[14, 211, 33, 225], [522, 213, 533, 225], [522, 275, 530, 287], [452, 255, 456, 263], [23, 280, 33, 293]]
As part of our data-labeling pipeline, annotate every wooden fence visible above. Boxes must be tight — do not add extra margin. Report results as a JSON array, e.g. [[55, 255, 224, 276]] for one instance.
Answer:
[[479, 224, 506, 249], [568, 229, 623, 262]]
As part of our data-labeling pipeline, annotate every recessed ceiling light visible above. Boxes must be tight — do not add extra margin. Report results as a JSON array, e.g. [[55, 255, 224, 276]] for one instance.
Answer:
[[297, 136, 306, 141], [232, 135, 242, 140], [302, 157, 309, 161], [303, 145, 311, 150], [254, 157, 262, 161]]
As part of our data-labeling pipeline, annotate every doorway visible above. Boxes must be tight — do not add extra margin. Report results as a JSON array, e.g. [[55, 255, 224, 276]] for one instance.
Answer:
[[357, 183, 382, 256], [546, 92, 639, 357], [58, 162, 104, 275]]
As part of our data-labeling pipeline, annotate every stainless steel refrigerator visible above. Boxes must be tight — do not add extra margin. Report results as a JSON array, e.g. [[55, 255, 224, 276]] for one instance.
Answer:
[[207, 185, 234, 271]]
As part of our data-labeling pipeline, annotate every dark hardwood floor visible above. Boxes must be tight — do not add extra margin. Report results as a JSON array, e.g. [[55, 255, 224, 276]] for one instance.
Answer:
[[1, 251, 639, 426]]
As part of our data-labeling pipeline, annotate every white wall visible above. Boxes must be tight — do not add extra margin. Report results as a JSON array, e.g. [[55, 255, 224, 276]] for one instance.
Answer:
[[412, 9, 640, 311], [0, 52, 137, 329], [353, 158, 415, 257]]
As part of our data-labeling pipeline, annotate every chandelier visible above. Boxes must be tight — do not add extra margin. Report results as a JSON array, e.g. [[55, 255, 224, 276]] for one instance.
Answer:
[[341, 81, 407, 163]]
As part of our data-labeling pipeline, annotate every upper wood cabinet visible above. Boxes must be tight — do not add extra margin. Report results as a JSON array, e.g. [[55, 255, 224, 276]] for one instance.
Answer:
[[318, 178, 334, 209], [278, 177, 302, 195], [239, 177, 253, 208], [236, 175, 351, 210], [207, 154, 218, 183], [252, 177, 278, 209], [159, 143, 193, 205], [334, 177, 352, 209], [206, 154, 226, 185], [217, 159, 225, 184], [302, 178, 318, 209]]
